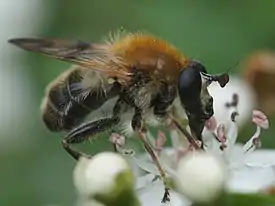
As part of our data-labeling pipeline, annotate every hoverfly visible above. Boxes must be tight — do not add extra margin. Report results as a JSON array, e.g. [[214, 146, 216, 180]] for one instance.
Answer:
[[8, 30, 229, 202]]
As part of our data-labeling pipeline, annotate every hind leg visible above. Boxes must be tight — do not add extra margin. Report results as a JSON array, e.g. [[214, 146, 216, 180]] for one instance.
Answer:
[[62, 117, 120, 160], [62, 98, 125, 160]]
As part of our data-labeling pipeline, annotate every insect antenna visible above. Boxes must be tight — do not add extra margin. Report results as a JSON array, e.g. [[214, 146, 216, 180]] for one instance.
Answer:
[[226, 60, 240, 74], [216, 60, 240, 87], [201, 60, 240, 88]]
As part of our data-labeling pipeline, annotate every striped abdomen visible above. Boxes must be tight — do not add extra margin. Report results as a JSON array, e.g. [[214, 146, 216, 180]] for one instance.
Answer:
[[41, 66, 121, 132]]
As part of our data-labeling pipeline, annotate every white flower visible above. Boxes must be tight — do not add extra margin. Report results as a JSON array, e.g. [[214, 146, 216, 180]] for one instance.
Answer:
[[113, 75, 275, 206], [73, 152, 138, 206], [207, 76, 257, 128], [136, 174, 189, 206]]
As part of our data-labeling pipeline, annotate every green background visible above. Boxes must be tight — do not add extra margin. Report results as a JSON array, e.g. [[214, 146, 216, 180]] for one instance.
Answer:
[[1, 1, 275, 205]]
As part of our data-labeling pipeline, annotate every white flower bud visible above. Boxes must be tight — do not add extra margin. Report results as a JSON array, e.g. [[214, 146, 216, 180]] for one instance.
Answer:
[[176, 151, 227, 203], [73, 152, 133, 198]]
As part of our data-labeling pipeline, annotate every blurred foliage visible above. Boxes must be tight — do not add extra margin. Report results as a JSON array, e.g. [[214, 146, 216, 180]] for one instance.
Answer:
[[194, 193, 275, 206], [2, 0, 275, 206]]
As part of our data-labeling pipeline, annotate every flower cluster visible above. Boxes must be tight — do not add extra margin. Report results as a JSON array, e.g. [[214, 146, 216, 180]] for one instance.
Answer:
[[109, 77, 273, 206], [73, 76, 274, 206], [112, 108, 270, 204]]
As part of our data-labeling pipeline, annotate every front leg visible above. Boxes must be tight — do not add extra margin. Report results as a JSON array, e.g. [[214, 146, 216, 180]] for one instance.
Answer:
[[152, 84, 202, 150], [132, 107, 171, 203], [131, 107, 143, 131], [153, 83, 177, 120]]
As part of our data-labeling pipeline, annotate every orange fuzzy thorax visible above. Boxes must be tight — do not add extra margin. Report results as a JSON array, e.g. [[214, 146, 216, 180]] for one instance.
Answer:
[[110, 33, 189, 79]]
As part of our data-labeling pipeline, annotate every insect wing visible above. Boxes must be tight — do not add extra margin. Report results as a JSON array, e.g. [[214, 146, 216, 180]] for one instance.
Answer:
[[8, 38, 130, 80]]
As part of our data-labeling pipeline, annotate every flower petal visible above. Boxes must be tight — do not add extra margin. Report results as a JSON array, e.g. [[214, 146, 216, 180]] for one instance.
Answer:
[[129, 155, 160, 176], [244, 149, 275, 167], [227, 165, 275, 193], [136, 173, 157, 190], [208, 76, 256, 128], [226, 144, 246, 169], [225, 120, 238, 152], [137, 178, 191, 206]]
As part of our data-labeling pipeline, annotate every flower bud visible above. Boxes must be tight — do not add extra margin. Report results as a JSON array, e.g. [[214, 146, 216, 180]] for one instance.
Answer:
[[176, 151, 227, 203], [73, 152, 140, 206]]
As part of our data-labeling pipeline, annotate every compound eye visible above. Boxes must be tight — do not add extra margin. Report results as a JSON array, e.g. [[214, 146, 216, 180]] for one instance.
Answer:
[[178, 66, 202, 103]]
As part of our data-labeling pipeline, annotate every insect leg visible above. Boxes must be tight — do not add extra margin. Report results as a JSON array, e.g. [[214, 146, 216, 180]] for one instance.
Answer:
[[62, 117, 120, 160], [62, 99, 125, 160], [132, 108, 171, 203], [153, 82, 202, 149], [168, 114, 201, 150]]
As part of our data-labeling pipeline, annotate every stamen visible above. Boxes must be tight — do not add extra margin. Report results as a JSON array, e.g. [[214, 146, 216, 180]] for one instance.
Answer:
[[243, 125, 261, 154], [216, 124, 228, 151], [231, 111, 239, 122], [217, 124, 226, 143], [155, 131, 167, 156], [225, 93, 239, 108], [252, 110, 269, 129], [232, 93, 239, 107], [252, 137, 261, 148], [219, 144, 227, 151], [109, 133, 125, 147], [205, 116, 217, 131], [243, 110, 269, 154]]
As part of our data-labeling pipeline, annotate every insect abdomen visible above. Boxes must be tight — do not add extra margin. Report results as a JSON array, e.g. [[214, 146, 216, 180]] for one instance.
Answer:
[[41, 67, 121, 132]]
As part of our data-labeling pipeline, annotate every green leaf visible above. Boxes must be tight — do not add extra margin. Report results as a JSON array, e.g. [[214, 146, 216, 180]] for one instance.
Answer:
[[194, 193, 275, 206]]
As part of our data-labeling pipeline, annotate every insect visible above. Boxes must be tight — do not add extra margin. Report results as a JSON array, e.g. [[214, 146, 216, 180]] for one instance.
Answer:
[[8, 30, 229, 203]]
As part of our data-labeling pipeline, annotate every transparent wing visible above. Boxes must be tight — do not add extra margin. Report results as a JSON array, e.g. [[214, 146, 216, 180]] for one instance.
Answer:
[[8, 38, 131, 80]]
